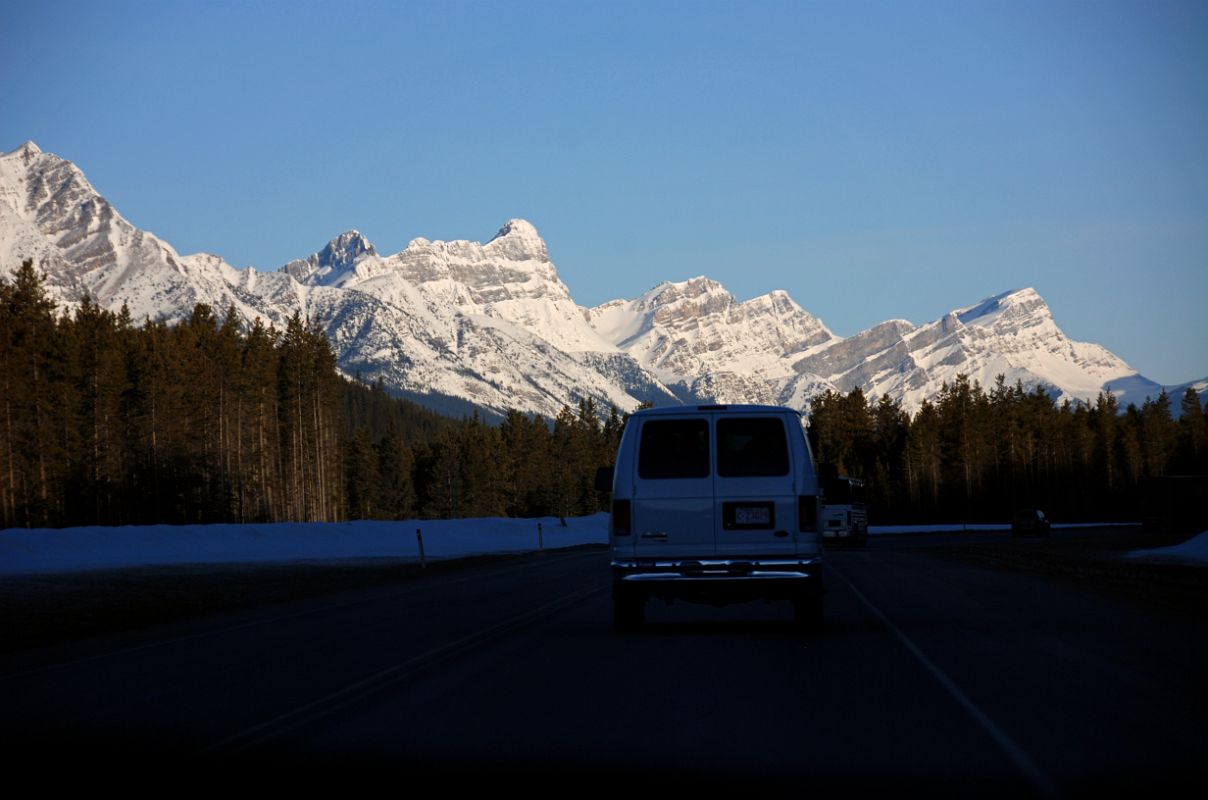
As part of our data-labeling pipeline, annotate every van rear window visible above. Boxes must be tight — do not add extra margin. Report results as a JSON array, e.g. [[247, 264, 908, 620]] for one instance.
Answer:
[[717, 418, 789, 477], [638, 419, 710, 479]]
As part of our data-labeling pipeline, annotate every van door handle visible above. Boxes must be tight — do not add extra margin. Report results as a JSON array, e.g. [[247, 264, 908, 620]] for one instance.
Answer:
[[641, 532, 669, 540], [774, 530, 789, 538]]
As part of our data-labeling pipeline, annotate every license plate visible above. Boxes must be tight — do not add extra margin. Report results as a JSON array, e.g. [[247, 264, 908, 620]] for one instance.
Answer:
[[735, 506, 770, 525], [723, 501, 774, 529]]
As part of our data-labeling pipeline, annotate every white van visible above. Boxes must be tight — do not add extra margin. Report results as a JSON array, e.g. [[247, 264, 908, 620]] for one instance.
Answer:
[[601, 404, 824, 631], [819, 475, 869, 548]]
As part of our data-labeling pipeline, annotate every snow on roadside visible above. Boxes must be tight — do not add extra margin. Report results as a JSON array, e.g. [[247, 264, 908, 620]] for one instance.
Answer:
[[0, 514, 608, 576], [1122, 531, 1208, 565], [3, 516, 1204, 575]]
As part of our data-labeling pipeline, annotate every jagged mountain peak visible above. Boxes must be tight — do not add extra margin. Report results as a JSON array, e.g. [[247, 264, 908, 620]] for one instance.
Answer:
[[855, 286, 1134, 410], [328, 229, 374, 252], [0, 141, 44, 167], [484, 218, 548, 263], [663, 275, 726, 294], [633, 277, 825, 329], [4, 140, 42, 161], [280, 229, 379, 284], [956, 287, 1050, 327], [589, 275, 834, 388], [489, 218, 540, 242], [398, 219, 548, 262], [1, 141, 79, 178], [1, 141, 97, 210], [745, 289, 809, 314], [378, 219, 566, 305], [0, 141, 249, 320], [317, 230, 377, 268], [636, 276, 730, 310]]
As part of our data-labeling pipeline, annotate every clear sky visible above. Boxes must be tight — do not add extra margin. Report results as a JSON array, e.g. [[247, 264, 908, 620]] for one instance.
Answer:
[[2, 0, 1205, 384]]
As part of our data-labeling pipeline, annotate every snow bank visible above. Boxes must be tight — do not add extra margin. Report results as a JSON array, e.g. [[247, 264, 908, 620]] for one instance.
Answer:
[[0, 514, 609, 576], [3, 516, 1203, 575], [1123, 531, 1208, 565]]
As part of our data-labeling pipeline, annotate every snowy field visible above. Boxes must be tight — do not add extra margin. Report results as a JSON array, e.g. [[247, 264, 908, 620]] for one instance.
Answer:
[[0, 516, 1205, 575]]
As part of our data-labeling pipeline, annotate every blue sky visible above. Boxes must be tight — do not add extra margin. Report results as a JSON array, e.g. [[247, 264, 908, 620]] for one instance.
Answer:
[[2, 0, 1205, 384]]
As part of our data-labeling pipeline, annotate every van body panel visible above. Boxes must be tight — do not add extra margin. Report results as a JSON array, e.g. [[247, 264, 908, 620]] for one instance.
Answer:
[[712, 413, 798, 560], [630, 416, 715, 559], [631, 496, 716, 560]]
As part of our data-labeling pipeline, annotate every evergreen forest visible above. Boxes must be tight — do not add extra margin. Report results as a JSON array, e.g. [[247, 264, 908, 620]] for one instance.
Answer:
[[2, 260, 1204, 530], [806, 380, 1206, 525]]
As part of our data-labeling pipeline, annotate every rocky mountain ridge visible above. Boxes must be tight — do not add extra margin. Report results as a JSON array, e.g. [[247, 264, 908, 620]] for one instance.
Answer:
[[2, 141, 1197, 419]]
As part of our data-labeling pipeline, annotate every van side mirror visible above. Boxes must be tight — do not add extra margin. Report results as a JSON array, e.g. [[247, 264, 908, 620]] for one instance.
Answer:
[[595, 466, 614, 493]]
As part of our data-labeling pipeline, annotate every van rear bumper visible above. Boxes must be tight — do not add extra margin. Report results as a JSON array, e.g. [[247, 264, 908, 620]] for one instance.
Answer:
[[612, 557, 823, 603], [614, 557, 821, 579]]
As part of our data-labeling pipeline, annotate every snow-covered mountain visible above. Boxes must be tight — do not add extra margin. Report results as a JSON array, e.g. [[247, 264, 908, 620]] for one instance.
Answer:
[[789, 288, 1146, 409], [0, 142, 678, 419], [583, 277, 1187, 411], [590, 278, 834, 384], [1, 141, 1198, 418]]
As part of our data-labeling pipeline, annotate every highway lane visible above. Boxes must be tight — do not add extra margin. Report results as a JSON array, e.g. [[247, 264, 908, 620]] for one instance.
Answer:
[[2, 531, 1204, 796]]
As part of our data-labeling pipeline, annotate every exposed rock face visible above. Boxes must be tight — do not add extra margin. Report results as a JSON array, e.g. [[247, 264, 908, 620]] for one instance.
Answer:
[[282, 230, 377, 283]]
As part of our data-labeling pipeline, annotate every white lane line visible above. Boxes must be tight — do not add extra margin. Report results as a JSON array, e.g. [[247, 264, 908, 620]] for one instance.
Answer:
[[829, 562, 1063, 800]]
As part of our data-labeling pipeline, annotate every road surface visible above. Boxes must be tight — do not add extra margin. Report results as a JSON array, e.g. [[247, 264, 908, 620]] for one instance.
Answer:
[[1, 528, 1203, 797]]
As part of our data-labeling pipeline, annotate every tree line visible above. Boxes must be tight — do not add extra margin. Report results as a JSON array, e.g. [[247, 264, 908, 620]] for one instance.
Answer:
[[0, 261, 621, 529], [5, 259, 1203, 529], [806, 377, 1207, 524]]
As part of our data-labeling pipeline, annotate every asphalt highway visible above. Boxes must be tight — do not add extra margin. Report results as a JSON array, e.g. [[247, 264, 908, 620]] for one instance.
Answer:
[[2, 529, 1203, 797]]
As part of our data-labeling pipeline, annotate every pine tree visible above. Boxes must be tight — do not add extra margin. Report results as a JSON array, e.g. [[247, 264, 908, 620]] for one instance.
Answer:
[[870, 393, 908, 519], [1119, 404, 1145, 486], [1092, 392, 1120, 492], [907, 399, 942, 517], [70, 295, 131, 523], [458, 413, 506, 517], [0, 261, 59, 526], [936, 375, 991, 518], [1177, 388, 1207, 472], [344, 426, 380, 520], [375, 425, 415, 519], [422, 429, 464, 519], [1140, 391, 1176, 478], [241, 318, 281, 521], [276, 313, 342, 521], [806, 389, 841, 470], [500, 409, 552, 517]]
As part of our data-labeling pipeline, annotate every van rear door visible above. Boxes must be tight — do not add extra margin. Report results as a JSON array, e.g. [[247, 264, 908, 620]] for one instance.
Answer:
[[712, 413, 798, 560], [631, 416, 715, 560]]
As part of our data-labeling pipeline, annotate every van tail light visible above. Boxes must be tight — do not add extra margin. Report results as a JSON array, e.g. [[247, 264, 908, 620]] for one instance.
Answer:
[[612, 499, 632, 536], [798, 495, 817, 532]]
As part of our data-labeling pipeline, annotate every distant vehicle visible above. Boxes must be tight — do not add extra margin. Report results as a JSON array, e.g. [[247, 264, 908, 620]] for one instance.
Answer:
[[820, 475, 868, 548], [599, 404, 824, 631], [1011, 509, 1051, 537]]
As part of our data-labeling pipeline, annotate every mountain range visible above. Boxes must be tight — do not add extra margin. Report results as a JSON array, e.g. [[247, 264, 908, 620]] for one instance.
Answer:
[[2, 141, 1202, 419]]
